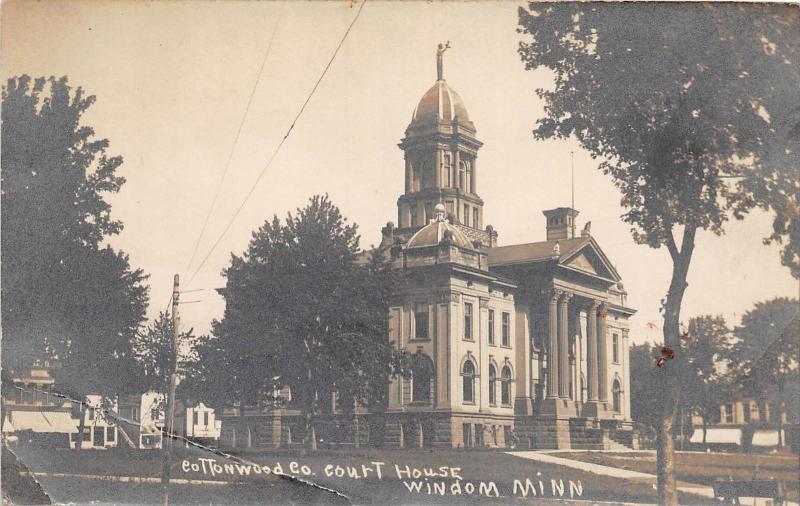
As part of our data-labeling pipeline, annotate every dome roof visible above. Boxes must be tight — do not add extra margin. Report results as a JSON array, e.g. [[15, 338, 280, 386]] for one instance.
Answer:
[[410, 81, 473, 128], [406, 216, 474, 250]]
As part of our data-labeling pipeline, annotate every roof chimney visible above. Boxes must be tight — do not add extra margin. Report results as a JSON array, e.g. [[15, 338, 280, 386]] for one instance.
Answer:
[[543, 208, 579, 241]]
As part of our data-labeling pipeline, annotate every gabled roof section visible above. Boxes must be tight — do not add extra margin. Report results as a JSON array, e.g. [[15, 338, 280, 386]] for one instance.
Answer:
[[488, 237, 587, 266], [488, 236, 621, 283], [560, 237, 621, 282]]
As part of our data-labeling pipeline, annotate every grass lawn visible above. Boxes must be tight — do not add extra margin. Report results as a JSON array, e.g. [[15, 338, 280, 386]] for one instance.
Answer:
[[6, 446, 718, 504], [558, 451, 799, 502]]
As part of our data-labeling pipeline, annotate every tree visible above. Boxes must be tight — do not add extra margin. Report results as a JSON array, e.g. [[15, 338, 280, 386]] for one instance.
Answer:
[[728, 298, 799, 444], [518, 4, 799, 503], [1, 76, 149, 445], [133, 311, 199, 398], [683, 316, 731, 445], [206, 195, 402, 450], [629, 343, 663, 431]]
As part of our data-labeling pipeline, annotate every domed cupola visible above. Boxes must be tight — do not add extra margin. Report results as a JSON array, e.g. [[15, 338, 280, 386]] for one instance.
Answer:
[[410, 81, 474, 130], [402, 203, 489, 271], [406, 204, 474, 250], [396, 43, 496, 251]]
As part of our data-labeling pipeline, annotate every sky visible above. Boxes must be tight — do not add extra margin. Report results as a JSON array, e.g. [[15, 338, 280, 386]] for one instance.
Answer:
[[3, 0, 797, 344]]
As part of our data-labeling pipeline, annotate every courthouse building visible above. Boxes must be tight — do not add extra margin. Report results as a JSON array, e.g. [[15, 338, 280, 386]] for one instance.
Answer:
[[375, 47, 637, 449], [217, 47, 638, 451]]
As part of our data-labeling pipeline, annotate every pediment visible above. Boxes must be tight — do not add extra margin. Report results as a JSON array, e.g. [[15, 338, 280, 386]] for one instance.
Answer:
[[560, 238, 621, 282], [568, 252, 599, 275]]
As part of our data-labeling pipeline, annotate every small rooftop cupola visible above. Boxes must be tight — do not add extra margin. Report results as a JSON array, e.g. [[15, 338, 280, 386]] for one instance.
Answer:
[[543, 207, 579, 241], [397, 43, 485, 238]]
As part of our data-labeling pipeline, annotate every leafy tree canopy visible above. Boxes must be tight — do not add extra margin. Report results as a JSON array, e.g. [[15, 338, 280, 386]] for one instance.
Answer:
[[728, 297, 799, 397], [133, 311, 199, 397], [1, 76, 149, 399], [193, 195, 402, 443], [518, 2, 799, 276]]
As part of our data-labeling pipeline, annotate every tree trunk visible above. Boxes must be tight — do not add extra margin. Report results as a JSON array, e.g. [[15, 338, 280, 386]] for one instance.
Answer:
[[702, 408, 708, 445], [302, 409, 317, 452], [657, 226, 696, 506]]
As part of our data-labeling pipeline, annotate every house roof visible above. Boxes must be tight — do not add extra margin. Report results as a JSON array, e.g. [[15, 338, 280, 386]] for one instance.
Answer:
[[488, 236, 622, 282], [488, 237, 588, 266]]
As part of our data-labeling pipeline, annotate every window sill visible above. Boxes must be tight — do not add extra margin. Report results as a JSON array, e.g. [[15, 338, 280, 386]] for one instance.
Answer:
[[500, 344, 512, 349], [410, 337, 430, 342]]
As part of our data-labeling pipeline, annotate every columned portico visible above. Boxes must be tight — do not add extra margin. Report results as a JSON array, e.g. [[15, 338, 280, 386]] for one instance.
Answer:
[[546, 290, 560, 399], [586, 300, 599, 402], [558, 292, 572, 399], [598, 303, 609, 403], [583, 300, 611, 418]]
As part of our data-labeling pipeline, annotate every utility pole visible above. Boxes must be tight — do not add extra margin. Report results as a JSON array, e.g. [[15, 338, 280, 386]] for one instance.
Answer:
[[161, 274, 180, 506]]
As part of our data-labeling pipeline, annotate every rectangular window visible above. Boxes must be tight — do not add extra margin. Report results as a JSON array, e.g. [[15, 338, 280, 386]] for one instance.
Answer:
[[193, 411, 198, 426], [463, 204, 470, 226], [445, 201, 454, 217], [414, 304, 429, 339], [473, 208, 479, 229], [93, 426, 104, 446], [724, 403, 734, 423], [502, 312, 510, 347], [464, 303, 473, 340], [106, 426, 115, 442], [612, 333, 620, 363], [204, 412, 209, 426], [88, 408, 95, 421], [488, 309, 495, 345]]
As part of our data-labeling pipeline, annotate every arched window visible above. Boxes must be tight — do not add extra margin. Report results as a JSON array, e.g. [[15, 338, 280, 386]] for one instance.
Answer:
[[501, 366, 512, 406], [411, 353, 434, 403], [612, 379, 622, 413], [462, 360, 475, 403], [488, 365, 497, 405]]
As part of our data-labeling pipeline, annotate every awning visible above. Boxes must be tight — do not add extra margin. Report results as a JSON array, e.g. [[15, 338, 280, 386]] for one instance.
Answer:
[[752, 429, 780, 447], [690, 427, 741, 444], [10, 410, 79, 434]]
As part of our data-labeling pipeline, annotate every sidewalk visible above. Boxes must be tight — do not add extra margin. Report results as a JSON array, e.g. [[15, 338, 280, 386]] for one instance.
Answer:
[[510, 451, 713, 501], [508, 451, 798, 506]]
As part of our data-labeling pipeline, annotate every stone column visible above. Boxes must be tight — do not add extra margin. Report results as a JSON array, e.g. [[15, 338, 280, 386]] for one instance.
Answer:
[[546, 290, 561, 399], [586, 301, 599, 402], [405, 158, 413, 194], [558, 292, 572, 399], [472, 156, 478, 194], [598, 304, 609, 403]]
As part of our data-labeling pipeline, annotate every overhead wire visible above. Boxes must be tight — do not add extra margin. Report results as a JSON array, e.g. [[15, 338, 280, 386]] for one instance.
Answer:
[[187, 0, 368, 286], [184, 3, 286, 277]]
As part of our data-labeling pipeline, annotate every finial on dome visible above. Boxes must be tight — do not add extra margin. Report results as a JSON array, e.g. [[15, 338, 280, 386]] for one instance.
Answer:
[[434, 203, 447, 222], [436, 41, 451, 81], [553, 241, 561, 255]]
